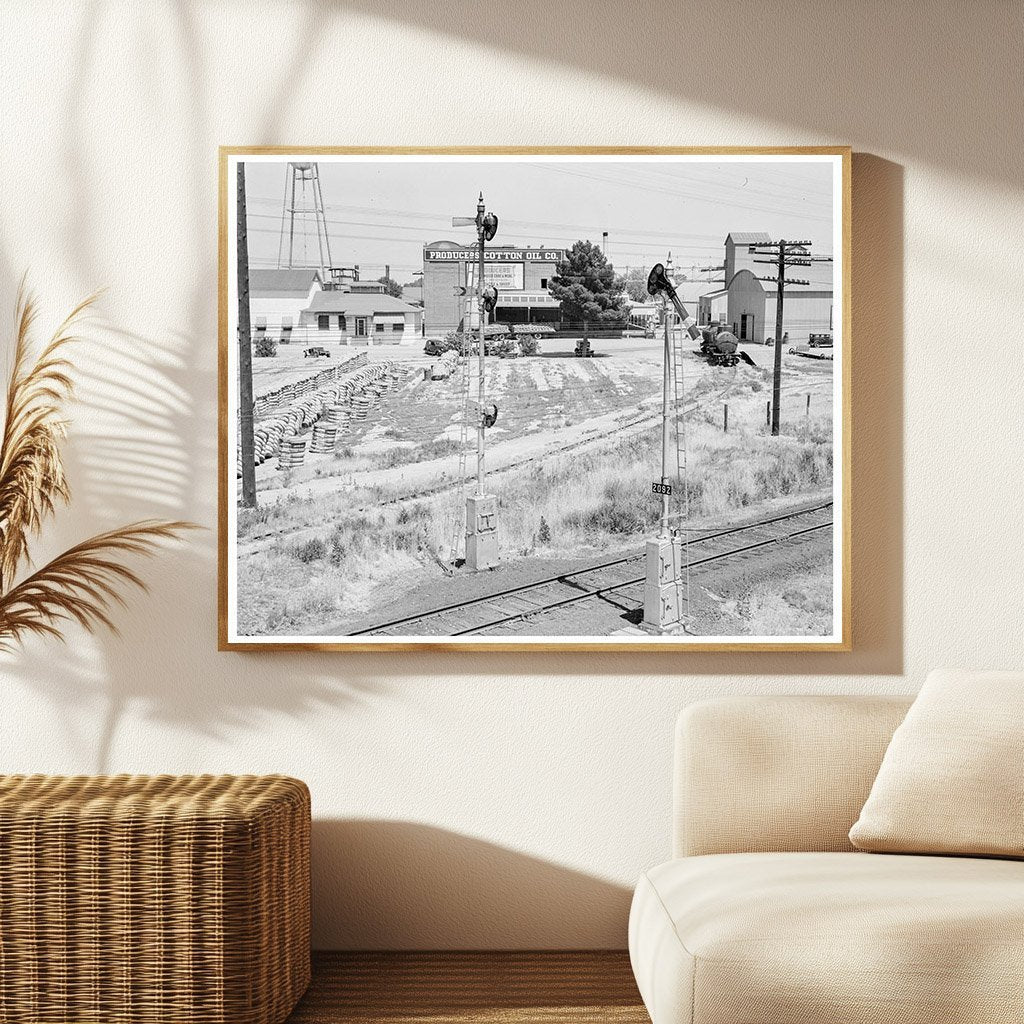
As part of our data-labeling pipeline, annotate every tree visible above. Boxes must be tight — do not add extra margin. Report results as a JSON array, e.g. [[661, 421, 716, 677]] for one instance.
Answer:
[[377, 276, 403, 298], [624, 266, 650, 303], [548, 241, 628, 329]]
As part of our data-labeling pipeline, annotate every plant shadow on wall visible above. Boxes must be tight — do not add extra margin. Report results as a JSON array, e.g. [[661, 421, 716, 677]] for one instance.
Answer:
[[334, 0, 1022, 191], [0, 2, 386, 772], [0, 302, 383, 772], [0, 4, 909, 780]]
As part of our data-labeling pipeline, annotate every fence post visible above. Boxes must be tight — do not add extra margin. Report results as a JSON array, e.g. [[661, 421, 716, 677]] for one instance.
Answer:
[[723, 403, 729, 433]]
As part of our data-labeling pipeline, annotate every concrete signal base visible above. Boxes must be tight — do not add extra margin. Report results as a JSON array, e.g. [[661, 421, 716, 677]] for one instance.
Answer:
[[641, 535, 684, 634], [466, 494, 499, 571]]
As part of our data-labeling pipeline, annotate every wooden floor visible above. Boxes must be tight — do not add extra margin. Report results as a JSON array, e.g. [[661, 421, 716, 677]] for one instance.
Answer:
[[287, 951, 649, 1023]]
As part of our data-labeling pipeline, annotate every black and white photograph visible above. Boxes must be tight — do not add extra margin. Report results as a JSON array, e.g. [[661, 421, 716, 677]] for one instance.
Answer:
[[220, 149, 849, 649]]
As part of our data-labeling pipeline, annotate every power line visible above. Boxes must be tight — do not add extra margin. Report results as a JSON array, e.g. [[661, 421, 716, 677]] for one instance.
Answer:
[[245, 188, 831, 238], [244, 213, 811, 257], [527, 163, 835, 221]]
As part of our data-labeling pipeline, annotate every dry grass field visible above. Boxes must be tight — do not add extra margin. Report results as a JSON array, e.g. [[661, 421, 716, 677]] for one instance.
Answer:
[[236, 338, 835, 637]]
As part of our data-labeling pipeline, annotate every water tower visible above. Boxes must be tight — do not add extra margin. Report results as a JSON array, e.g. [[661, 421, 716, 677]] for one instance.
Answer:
[[277, 162, 333, 276]]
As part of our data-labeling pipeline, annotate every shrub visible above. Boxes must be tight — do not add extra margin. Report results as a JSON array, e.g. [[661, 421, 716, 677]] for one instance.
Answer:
[[489, 338, 517, 359], [518, 336, 539, 357], [396, 502, 430, 526], [254, 334, 277, 358], [329, 534, 345, 566], [564, 479, 655, 536], [380, 438, 461, 469], [538, 516, 551, 544], [294, 537, 326, 563]]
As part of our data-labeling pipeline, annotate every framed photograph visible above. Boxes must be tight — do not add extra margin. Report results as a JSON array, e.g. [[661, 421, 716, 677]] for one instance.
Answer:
[[219, 147, 850, 651]]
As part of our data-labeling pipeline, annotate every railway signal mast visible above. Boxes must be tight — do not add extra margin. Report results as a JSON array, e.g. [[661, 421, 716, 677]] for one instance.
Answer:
[[641, 262, 704, 634], [452, 193, 500, 571], [749, 240, 832, 435]]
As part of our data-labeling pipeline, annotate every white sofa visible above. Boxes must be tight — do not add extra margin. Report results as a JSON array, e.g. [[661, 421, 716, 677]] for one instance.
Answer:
[[628, 695, 1024, 1024]]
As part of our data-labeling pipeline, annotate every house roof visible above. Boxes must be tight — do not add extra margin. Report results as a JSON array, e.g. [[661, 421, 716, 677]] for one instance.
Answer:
[[726, 232, 773, 245], [250, 268, 322, 297], [305, 291, 420, 315]]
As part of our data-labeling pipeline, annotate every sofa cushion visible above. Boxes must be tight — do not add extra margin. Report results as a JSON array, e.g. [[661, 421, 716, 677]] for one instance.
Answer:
[[629, 852, 1024, 1024], [849, 668, 1024, 857]]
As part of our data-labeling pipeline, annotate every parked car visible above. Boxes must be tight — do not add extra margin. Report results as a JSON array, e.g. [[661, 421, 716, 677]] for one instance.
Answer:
[[303, 346, 330, 358], [809, 333, 834, 348]]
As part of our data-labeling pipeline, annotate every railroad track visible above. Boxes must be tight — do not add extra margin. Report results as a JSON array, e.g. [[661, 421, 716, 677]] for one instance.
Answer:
[[347, 500, 833, 637]]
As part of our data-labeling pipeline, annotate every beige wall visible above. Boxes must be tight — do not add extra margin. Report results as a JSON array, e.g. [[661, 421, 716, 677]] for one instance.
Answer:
[[1, 1, 1022, 950]]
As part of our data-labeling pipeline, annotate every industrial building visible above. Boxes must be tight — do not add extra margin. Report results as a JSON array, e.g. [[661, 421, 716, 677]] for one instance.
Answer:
[[421, 242, 565, 334], [697, 232, 834, 344]]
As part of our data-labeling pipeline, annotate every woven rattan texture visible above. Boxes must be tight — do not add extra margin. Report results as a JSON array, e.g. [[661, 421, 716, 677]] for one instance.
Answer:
[[0, 774, 311, 1024]]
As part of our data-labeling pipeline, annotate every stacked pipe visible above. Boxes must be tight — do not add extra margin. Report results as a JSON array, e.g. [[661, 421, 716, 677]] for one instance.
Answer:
[[252, 353, 368, 420], [277, 436, 307, 471], [309, 422, 337, 454], [326, 404, 350, 435], [237, 359, 401, 477]]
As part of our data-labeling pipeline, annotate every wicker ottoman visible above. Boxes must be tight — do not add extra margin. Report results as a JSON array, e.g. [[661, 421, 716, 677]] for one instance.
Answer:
[[0, 774, 310, 1024]]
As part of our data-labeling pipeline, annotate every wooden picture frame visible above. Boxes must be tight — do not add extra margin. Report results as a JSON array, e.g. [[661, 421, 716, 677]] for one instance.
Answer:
[[219, 147, 851, 651]]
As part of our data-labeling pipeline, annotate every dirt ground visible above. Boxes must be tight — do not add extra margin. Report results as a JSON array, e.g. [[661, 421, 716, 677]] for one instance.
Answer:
[[236, 335, 837, 638]]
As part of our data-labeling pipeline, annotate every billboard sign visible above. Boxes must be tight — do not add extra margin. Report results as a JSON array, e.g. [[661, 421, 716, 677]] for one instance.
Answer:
[[465, 262, 525, 290], [424, 246, 566, 263]]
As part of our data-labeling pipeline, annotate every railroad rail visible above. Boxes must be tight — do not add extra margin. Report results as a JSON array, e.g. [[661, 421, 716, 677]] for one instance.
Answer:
[[348, 500, 833, 637]]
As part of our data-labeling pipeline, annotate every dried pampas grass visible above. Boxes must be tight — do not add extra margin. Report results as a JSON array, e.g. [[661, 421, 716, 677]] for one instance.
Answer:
[[0, 282, 195, 651]]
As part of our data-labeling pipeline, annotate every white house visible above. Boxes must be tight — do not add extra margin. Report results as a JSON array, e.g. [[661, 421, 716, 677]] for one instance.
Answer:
[[249, 268, 323, 341], [299, 290, 423, 345]]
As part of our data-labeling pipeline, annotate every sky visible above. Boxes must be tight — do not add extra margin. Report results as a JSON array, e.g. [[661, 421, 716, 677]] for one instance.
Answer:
[[242, 156, 836, 285]]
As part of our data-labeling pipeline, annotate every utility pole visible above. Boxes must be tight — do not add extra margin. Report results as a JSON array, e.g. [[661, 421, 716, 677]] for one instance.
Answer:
[[771, 240, 787, 437], [237, 161, 257, 508], [750, 240, 832, 435]]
